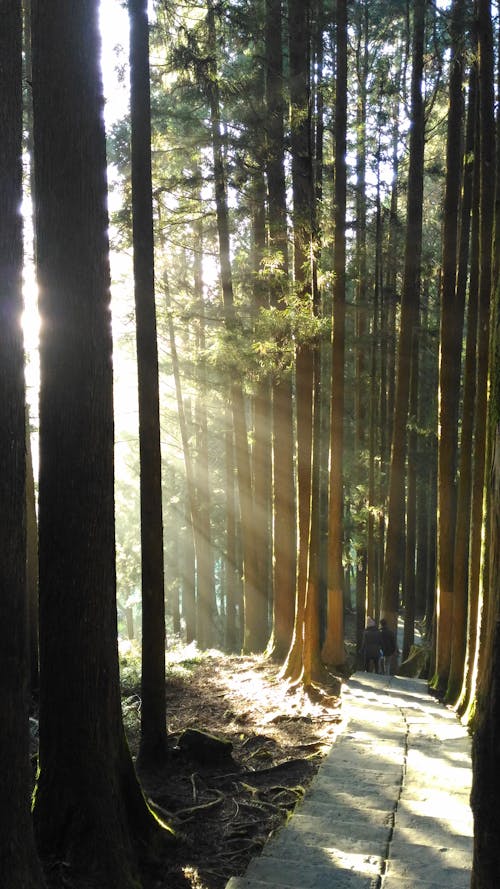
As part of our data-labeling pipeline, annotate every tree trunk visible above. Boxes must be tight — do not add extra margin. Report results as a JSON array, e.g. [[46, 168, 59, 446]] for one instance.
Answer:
[[129, 0, 167, 767], [32, 2, 169, 882], [280, 0, 317, 683], [206, 0, 261, 653], [354, 0, 369, 649], [251, 166, 272, 650], [381, 0, 425, 636], [265, 0, 296, 661], [465, 0, 495, 711], [322, 0, 347, 666], [447, 58, 477, 703], [193, 208, 216, 648], [0, 2, 46, 883], [434, 0, 466, 695]]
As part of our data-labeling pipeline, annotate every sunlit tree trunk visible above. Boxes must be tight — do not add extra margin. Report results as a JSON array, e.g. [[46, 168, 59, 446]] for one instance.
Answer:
[[471, 0, 499, 859], [206, 0, 261, 653], [224, 404, 239, 651], [193, 208, 216, 648], [322, 0, 347, 667], [251, 165, 272, 650], [265, 0, 296, 661], [465, 0, 495, 717], [281, 0, 315, 683], [32, 1, 168, 882], [0, 2, 46, 883], [129, 0, 167, 766], [165, 279, 215, 647], [381, 0, 425, 636]]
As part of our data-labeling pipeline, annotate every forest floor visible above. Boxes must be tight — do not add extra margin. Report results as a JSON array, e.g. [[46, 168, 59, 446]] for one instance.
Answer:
[[121, 619, 357, 889]]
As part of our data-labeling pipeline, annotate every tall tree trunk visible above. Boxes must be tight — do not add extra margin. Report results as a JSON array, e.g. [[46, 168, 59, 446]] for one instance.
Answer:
[[466, 0, 496, 714], [281, 0, 318, 683], [129, 0, 167, 767], [0, 2, 46, 883], [224, 404, 239, 651], [323, 0, 347, 666], [206, 0, 261, 653], [447, 58, 477, 703], [265, 0, 296, 662], [354, 0, 369, 646], [434, 0, 466, 695], [32, 2, 169, 883], [251, 166, 272, 650], [381, 0, 426, 636], [193, 206, 216, 648], [471, 0, 499, 855], [165, 280, 214, 647]]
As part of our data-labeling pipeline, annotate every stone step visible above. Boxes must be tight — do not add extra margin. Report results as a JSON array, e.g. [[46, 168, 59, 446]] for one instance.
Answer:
[[231, 855, 381, 889]]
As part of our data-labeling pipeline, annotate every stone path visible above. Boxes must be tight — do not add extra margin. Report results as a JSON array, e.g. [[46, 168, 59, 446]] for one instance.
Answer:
[[226, 672, 473, 889]]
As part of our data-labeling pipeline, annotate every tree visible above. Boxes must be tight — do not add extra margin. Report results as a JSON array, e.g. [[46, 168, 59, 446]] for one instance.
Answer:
[[265, 0, 296, 661], [0, 1, 46, 884], [31, 2, 171, 883], [434, 0, 467, 695], [129, 0, 168, 767], [381, 0, 426, 635], [322, 0, 347, 667], [470, 10, 499, 873], [205, 0, 262, 653]]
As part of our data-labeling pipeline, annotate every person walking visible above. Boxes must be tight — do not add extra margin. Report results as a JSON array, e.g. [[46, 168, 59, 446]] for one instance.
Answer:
[[379, 618, 399, 675], [361, 617, 383, 673]]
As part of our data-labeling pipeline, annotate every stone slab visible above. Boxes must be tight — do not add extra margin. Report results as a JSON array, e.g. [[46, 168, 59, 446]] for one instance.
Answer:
[[386, 854, 471, 884], [382, 879, 469, 889], [316, 765, 403, 785], [304, 783, 400, 810], [297, 799, 394, 821], [395, 806, 473, 836], [245, 856, 381, 889], [389, 836, 472, 866], [227, 873, 379, 889], [397, 796, 473, 824], [263, 825, 389, 858]]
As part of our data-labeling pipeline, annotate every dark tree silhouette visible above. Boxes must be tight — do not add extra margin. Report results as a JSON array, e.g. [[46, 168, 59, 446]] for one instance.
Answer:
[[0, 1, 46, 884], [31, 1, 170, 883]]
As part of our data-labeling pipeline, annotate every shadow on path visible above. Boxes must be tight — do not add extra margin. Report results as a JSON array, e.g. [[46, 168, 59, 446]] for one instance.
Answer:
[[226, 672, 472, 889]]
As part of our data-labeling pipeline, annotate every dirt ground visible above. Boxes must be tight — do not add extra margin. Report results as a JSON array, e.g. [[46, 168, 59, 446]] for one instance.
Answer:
[[131, 647, 353, 889]]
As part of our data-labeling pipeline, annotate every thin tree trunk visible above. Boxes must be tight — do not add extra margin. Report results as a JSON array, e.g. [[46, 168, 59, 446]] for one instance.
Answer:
[[354, 0, 369, 646], [447, 59, 477, 703], [434, 0, 466, 695], [265, 0, 297, 661], [381, 0, 425, 636], [323, 0, 347, 666], [193, 209, 216, 648], [206, 0, 261, 653], [129, 0, 167, 766], [281, 0, 316, 682]]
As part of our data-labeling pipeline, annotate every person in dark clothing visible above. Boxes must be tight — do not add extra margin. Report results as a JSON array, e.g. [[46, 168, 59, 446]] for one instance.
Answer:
[[379, 618, 398, 675], [361, 617, 383, 673]]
